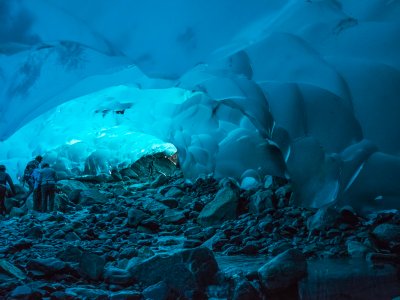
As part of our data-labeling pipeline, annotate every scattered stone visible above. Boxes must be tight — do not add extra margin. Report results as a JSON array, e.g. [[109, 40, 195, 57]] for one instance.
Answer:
[[198, 185, 240, 226], [0, 259, 26, 280], [372, 224, 400, 246], [307, 207, 340, 231], [79, 252, 106, 280], [258, 249, 307, 291]]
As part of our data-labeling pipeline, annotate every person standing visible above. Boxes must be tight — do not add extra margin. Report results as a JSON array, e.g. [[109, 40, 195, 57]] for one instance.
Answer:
[[31, 167, 42, 211], [22, 155, 43, 199], [0, 165, 16, 216], [40, 163, 57, 212]]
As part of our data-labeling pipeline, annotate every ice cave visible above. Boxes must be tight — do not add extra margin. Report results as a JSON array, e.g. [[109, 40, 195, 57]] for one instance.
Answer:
[[0, 0, 399, 299]]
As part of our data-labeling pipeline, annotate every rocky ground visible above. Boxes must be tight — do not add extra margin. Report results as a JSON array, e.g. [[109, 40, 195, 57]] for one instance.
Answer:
[[0, 155, 400, 299]]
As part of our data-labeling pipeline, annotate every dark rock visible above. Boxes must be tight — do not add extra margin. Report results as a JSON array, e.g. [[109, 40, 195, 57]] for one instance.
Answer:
[[183, 239, 203, 248], [198, 185, 240, 226], [128, 247, 218, 297], [162, 209, 186, 224], [65, 287, 109, 299], [24, 225, 43, 239], [128, 208, 150, 227], [258, 249, 307, 291], [4, 197, 19, 213], [158, 197, 179, 209], [57, 245, 83, 262], [164, 187, 184, 198], [346, 241, 373, 258], [0, 259, 26, 280], [27, 258, 67, 275], [79, 189, 109, 205], [339, 206, 359, 225], [249, 190, 275, 214], [79, 252, 106, 280], [232, 279, 261, 300], [10, 285, 42, 299], [10, 207, 26, 217], [68, 189, 82, 204], [372, 224, 400, 247], [142, 281, 172, 300], [307, 207, 340, 231], [7, 238, 33, 253], [110, 290, 142, 300], [104, 266, 133, 285]]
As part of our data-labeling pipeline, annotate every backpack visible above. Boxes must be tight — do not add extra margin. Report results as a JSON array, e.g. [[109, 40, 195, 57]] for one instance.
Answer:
[[23, 160, 39, 183]]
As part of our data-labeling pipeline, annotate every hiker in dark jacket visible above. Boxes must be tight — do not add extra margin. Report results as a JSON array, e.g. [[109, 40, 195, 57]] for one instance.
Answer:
[[0, 165, 16, 215], [22, 155, 43, 200], [40, 163, 57, 212]]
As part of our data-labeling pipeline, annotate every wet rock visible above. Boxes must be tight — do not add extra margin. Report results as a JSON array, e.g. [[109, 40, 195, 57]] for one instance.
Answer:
[[110, 290, 142, 300], [307, 207, 340, 231], [275, 184, 292, 208], [372, 224, 400, 247], [249, 190, 275, 214], [24, 225, 43, 239], [10, 285, 42, 299], [7, 238, 33, 253], [65, 287, 109, 299], [232, 278, 261, 300], [0, 259, 26, 280], [57, 245, 83, 262], [10, 207, 26, 217], [198, 185, 240, 226], [4, 197, 19, 213], [104, 266, 133, 285], [142, 281, 173, 300], [258, 249, 307, 291], [340, 206, 359, 225], [158, 197, 179, 209], [164, 187, 184, 198], [79, 189, 109, 205], [347, 241, 373, 258], [128, 247, 218, 297], [79, 252, 106, 280], [127, 208, 150, 227], [162, 209, 186, 224], [27, 257, 67, 276]]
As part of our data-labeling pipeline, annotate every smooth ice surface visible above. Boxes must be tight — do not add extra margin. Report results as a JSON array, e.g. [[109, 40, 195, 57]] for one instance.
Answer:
[[0, 0, 399, 213]]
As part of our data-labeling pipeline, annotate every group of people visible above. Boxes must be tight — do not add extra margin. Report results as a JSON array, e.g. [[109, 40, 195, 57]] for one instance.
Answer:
[[0, 155, 57, 216]]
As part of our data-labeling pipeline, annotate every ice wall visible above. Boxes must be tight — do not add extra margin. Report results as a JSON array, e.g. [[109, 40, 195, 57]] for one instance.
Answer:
[[0, 0, 399, 213]]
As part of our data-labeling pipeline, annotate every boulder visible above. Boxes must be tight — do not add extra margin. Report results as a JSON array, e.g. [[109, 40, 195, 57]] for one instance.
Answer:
[[232, 278, 261, 300], [65, 287, 109, 299], [57, 180, 88, 194], [79, 189, 109, 206], [128, 208, 150, 227], [249, 190, 275, 214], [372, 224, 400, 246], [142, 281, 174, 300], [0, 259, 26, 280], [346, 241, 373, 258], [4, 197, 19, 213], [128, 247, 218, 297], [104, 266, 133, 285], [79, 252, 106, 280], [258, 249, 307, 291], [27, 258, 67, 276], [10, 285, 42, 299], [198, 186, 239, 226], [9, 207, 26, 217], [307, 207, 340, 231]]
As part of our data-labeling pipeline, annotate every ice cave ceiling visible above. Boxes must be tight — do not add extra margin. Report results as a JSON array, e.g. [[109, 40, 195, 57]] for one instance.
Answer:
[[0, 0, 399, 214]]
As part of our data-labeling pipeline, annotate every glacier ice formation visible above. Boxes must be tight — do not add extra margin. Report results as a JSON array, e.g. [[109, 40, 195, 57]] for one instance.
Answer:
[[0, 0, 399, 214]]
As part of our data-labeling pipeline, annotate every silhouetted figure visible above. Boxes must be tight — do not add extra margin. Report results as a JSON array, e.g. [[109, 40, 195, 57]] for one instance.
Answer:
[[22, 155, 43, 200], [0, 165, 16, 216], [31, 167, 42, 211], [40, 163, 57, 212]]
